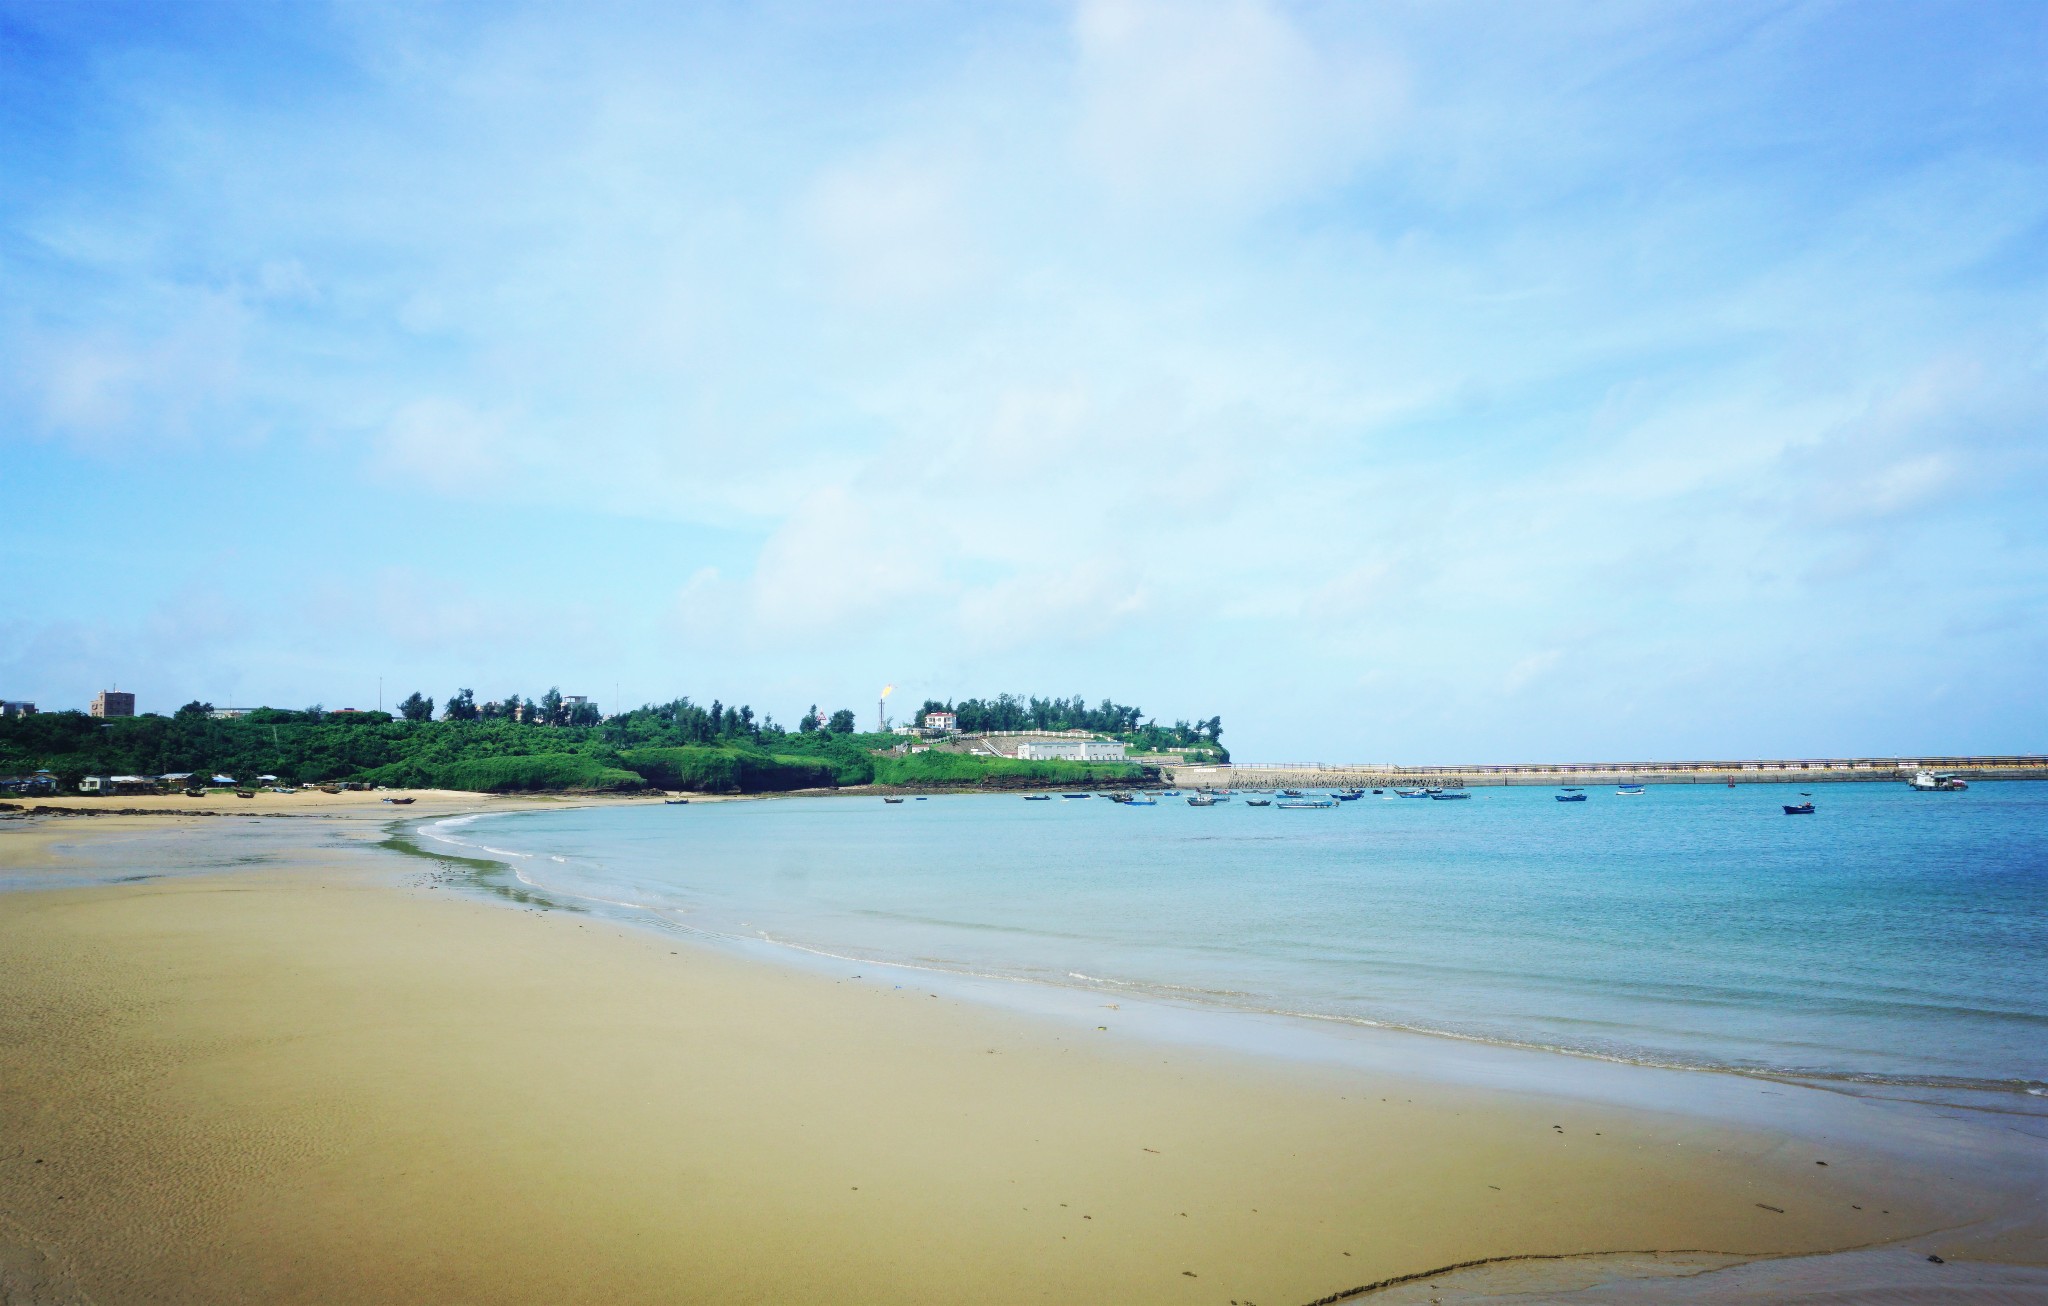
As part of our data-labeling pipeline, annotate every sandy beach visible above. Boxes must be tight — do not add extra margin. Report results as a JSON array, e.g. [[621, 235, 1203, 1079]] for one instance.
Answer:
[[1, 803, 2041, 1304]]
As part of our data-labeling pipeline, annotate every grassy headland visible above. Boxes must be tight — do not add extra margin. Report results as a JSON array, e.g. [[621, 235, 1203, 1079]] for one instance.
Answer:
[[0, 708, 1149, 796]]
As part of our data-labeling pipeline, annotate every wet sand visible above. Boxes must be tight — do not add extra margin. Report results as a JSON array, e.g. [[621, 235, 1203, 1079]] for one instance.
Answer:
[[0, 811, 2039, 1304]]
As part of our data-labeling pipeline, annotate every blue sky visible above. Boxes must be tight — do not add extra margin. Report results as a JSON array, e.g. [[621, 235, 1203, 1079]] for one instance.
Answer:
[[3, 0, 2045, 763]]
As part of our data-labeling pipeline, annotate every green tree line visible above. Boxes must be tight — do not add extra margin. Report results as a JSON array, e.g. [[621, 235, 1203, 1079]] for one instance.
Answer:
[[0, 696, 1151, 795]]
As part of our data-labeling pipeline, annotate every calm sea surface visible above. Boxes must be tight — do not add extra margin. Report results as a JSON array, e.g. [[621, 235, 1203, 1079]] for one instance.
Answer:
[[419, 782, 2048, 1107]]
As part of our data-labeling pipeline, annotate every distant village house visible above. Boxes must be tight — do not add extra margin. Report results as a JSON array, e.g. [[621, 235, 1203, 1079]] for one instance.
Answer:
[[91, 690, 135, 718]]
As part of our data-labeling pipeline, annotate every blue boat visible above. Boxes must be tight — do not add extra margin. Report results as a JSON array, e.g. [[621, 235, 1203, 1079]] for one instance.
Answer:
[[1783, 802, 1815, 815], [1430, 791, 1472, 800], [1277, 798, 1337, 809], [1555, 792, 1587, 802]]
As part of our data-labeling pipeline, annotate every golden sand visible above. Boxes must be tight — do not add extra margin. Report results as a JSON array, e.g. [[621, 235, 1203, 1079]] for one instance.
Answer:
[[0, 813, 2019, 1303]]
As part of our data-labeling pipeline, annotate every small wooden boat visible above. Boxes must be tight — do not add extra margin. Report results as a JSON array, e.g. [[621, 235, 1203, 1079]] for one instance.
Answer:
[[1555, 792, 1587, 802], [1062, 793, 1091, 800], [184, 787, 207, 798], [1023, 794, 1052, 801], [381, 796, 415, 805], [1783, 802, 1815, 815], [1430, 791, 1471, 800], [1616, 785, 1646, 796], [320, 785, 341, 795], [1278, 798, 1336, 809], [663, 798, 690, 805], [234, 790, 255, 798], [1245, 798, 1272, 807], [883, 797, 905, 804], [1280, 789, 1305, 797], [1186, 794, 1220, 806], [1123, 794, 1157, 806], [1395, 788, 1428, 797]]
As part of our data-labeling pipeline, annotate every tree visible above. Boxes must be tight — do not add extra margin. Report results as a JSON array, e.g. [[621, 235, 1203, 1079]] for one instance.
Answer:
[[538, 688, 564, 726], [708, 700, 724, 734], [799, 705, 819, 733], [567, 698, 601, 727], [827, 708, 856, 734], [503, 693, 524, 723], [444, 689, 479, 721], [175, 701, 214, 719], [398, 692, 434, 722], [1202, 715, 1223, 744]]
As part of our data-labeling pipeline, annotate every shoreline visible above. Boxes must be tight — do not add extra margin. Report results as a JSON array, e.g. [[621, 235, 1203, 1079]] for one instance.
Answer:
[[2, 808, 2042, 1302], [395, 807, 2048, 1197]]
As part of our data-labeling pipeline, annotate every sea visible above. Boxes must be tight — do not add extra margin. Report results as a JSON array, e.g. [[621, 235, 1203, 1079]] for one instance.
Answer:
[[412, 781, 2048, 1117]]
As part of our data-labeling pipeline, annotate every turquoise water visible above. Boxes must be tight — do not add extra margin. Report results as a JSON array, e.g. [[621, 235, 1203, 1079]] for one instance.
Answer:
[[419, 782, 2048, 1107]]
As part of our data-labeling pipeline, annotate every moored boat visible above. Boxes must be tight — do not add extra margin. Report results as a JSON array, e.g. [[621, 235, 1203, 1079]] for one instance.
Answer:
[[1430, 791, 1471, 800], [1616, 784, 1646, 796], [1277, 797, 1336, 808], [883, 797, 905, 804], [1023, 794, 1052, 801], [1555, 792, 1587, 802], [1783, 802, 1815, 815], [1245, 798, 1272, 807], [1908, 770, 1968, 791]]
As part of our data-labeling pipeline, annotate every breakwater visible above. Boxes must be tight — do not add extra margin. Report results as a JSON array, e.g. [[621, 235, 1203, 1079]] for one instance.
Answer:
[[1170, 754, 2048, 790]]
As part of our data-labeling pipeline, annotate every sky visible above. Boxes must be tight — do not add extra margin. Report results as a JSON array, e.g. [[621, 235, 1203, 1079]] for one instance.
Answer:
[[3, 0, 2045, 763]]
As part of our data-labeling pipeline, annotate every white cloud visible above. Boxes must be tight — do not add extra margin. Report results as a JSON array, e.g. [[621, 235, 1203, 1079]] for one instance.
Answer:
[[1072, 0, 1404, 213]]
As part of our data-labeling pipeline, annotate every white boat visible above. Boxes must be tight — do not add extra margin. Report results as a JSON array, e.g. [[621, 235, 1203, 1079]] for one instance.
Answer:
[[1616, 784, 1646, 796], [1908, 771, 1967, 791]]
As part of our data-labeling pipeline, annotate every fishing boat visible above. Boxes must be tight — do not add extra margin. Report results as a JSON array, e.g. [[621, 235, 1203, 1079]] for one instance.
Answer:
[[381, 796, 415, 805], [1395, 788, 1428, 798], [1430, 791, 1471, 800], [1560, 786, 1584, 792], [1023, 794, 1052, 801], [1186, 794, 1220, 806], [1555, 792, 1587, 802], [1616, 785, 1647, 796], [1245, 798, 1272, 807], [1334, 790, 1363, 801], [1908, 771, 1968, 791], [883, 797, 905, 804], [1062, 793, 1092, 800], [1278, 797, 1337, 809], [1124, 794, 1157, 806], [663, 797, 690, 805], [1371, 789, 1384, 794], [1783, 802, 1815, 815], [234, 789, 255, 799], [1280, 789, 1305, 797]]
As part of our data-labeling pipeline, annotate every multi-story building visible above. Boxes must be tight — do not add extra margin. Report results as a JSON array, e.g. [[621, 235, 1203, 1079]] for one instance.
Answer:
[[0, 700, 34, 719], [90, 690, 136, 718], [922, 710, 959, 733]]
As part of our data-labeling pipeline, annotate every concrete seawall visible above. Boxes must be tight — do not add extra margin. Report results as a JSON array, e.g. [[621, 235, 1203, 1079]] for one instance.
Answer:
[[1168, 756, 2048, 790]]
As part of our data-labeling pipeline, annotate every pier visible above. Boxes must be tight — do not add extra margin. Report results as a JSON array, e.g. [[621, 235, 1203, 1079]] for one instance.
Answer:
[[1169, 754, 2048, 790]]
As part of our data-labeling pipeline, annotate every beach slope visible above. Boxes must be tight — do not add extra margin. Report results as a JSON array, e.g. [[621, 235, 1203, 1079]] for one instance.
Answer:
[[0, 819, 2017, 1304]]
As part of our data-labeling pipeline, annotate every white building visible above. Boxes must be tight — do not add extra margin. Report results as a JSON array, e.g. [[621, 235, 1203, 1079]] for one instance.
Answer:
[[1017, 739, 1127, 762], [923, 710, 959, 733]]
